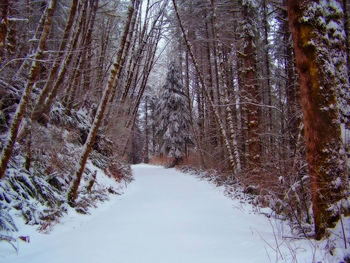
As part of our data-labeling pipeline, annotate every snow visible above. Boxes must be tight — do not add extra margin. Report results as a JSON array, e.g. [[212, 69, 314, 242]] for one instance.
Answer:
[[1, 164, 349, 262]]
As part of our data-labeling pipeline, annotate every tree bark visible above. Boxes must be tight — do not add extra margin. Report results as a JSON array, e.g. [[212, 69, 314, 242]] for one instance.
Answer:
[[344, 0, 350, 100], [144, 96, 149, 163], [287, 0, 347, 239], [0, 0, 9, 58], [240, 1, 261, 166], [210, 0, 241, 172]]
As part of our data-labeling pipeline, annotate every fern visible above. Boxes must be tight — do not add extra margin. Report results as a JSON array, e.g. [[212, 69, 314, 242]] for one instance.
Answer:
[[0, 204, 18, 252]]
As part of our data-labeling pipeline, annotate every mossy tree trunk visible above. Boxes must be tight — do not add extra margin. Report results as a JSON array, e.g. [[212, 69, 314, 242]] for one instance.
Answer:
[[287, 0, 348, 239], [68, 1, 137, 205]]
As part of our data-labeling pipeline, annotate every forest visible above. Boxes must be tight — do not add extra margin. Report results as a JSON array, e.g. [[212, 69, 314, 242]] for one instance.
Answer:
[[0, 0, 350, 261]]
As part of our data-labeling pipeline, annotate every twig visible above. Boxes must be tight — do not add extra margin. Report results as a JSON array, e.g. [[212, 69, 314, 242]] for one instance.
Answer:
[[339, 210, 347, 249], [282, 236, 306, 240]]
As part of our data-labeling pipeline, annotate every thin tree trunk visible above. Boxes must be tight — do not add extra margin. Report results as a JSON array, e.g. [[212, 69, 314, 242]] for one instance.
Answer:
[[185, 48, 206, 168], [66, 0, 98, 113], [109, 0, 140, 104], [210, 0, 241, 172], [31, 0, 79, 121], [35, 0, 88, 121], [0, 0, 9, 58], [204, 21, 218, 151], [68, 1, 136, 205], [240, 1, 261, 166], [172, 0, 238, 174], [262, 0, 273, 153], [24, 122, 32, 171], [120, 0, 168, 104], [0, 0, 57, 180], [13, 1, 48, 79], [121, 26, 163, 157], [144, 96, 149, 163]]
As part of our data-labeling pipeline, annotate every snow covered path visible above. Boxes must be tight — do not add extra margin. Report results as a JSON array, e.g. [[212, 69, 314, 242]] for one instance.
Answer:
[[1, 164, 324, 262]]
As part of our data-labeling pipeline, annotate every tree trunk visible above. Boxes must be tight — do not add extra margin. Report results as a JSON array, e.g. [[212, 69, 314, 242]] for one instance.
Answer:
[[344, 0, 350, 101], [172, 0, 238, 175], [31, 0, 79, 121], [0, 0, 9, 58], [0, 0, 57, 180], [34, 0, 88, 121], [68, 1, 136, 205], [210, 0, 241, 173], [240, 1, 261, 167], [262, 0, 273, 154], [65, 0, 98, 113], [283, 4, 300, 156], [287, 0, 347, 239], [144, 96, 149, 163], [13, 1, 48, 79]]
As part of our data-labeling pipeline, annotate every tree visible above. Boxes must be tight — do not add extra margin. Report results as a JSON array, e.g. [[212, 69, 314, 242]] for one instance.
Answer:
[[239, 0, 261, 167], [156, 62, 191, 166], [144, 94, 150, 163], [31, 0, 79, 122], [288, 0, 348, 239], [0, 0, 57, 180], [173, 0, 240, 174], [67, 0, 138, 205], [0, 0, 9, 58]]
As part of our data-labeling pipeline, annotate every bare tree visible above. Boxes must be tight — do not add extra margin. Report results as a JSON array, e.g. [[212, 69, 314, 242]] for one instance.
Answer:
[[0, 0, 57, 180], [31, 0, 79, 122], [172, 0, 239, 174], [68, 0, 138, 205]]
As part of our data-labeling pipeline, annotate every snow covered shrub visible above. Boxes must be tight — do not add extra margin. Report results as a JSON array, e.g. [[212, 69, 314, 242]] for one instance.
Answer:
[[0, 203, 18, 251], [90, 151, 110, 169], [49, 102, 92, 144], [0, 79, 132, 234], [104, 158, 133, 183], [93, 134, 114, 157], [0, 167, 67, 226]]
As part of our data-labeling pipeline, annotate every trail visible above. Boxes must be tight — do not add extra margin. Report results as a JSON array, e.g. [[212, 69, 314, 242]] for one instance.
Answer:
[[1, 164, 319, 262]]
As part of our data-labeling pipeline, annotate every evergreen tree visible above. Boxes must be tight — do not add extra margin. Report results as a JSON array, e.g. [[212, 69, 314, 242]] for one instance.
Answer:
[[156, 62, 191, 166]]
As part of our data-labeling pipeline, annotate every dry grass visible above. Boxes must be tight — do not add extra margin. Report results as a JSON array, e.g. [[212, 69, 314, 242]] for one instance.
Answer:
[[149, 156, 171, 166], [150, 152, 228, 171]]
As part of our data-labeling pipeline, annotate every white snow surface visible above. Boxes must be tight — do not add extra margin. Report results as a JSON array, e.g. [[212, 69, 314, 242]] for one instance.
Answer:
[[1, 164, 349, 263]]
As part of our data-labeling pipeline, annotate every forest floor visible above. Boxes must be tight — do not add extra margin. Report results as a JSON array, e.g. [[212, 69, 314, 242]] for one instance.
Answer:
[[0, 164, 349, 263]]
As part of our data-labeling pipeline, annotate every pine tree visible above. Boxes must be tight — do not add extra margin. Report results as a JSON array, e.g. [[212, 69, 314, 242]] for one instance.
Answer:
[[156, 62, 191, 166]]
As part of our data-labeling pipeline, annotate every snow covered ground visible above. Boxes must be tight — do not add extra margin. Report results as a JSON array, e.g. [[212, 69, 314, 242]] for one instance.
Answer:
[[0, 164, 349, 263]]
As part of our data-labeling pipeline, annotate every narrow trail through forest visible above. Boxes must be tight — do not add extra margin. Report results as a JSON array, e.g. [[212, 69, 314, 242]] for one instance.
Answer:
[[2, 164, 317, 263]]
